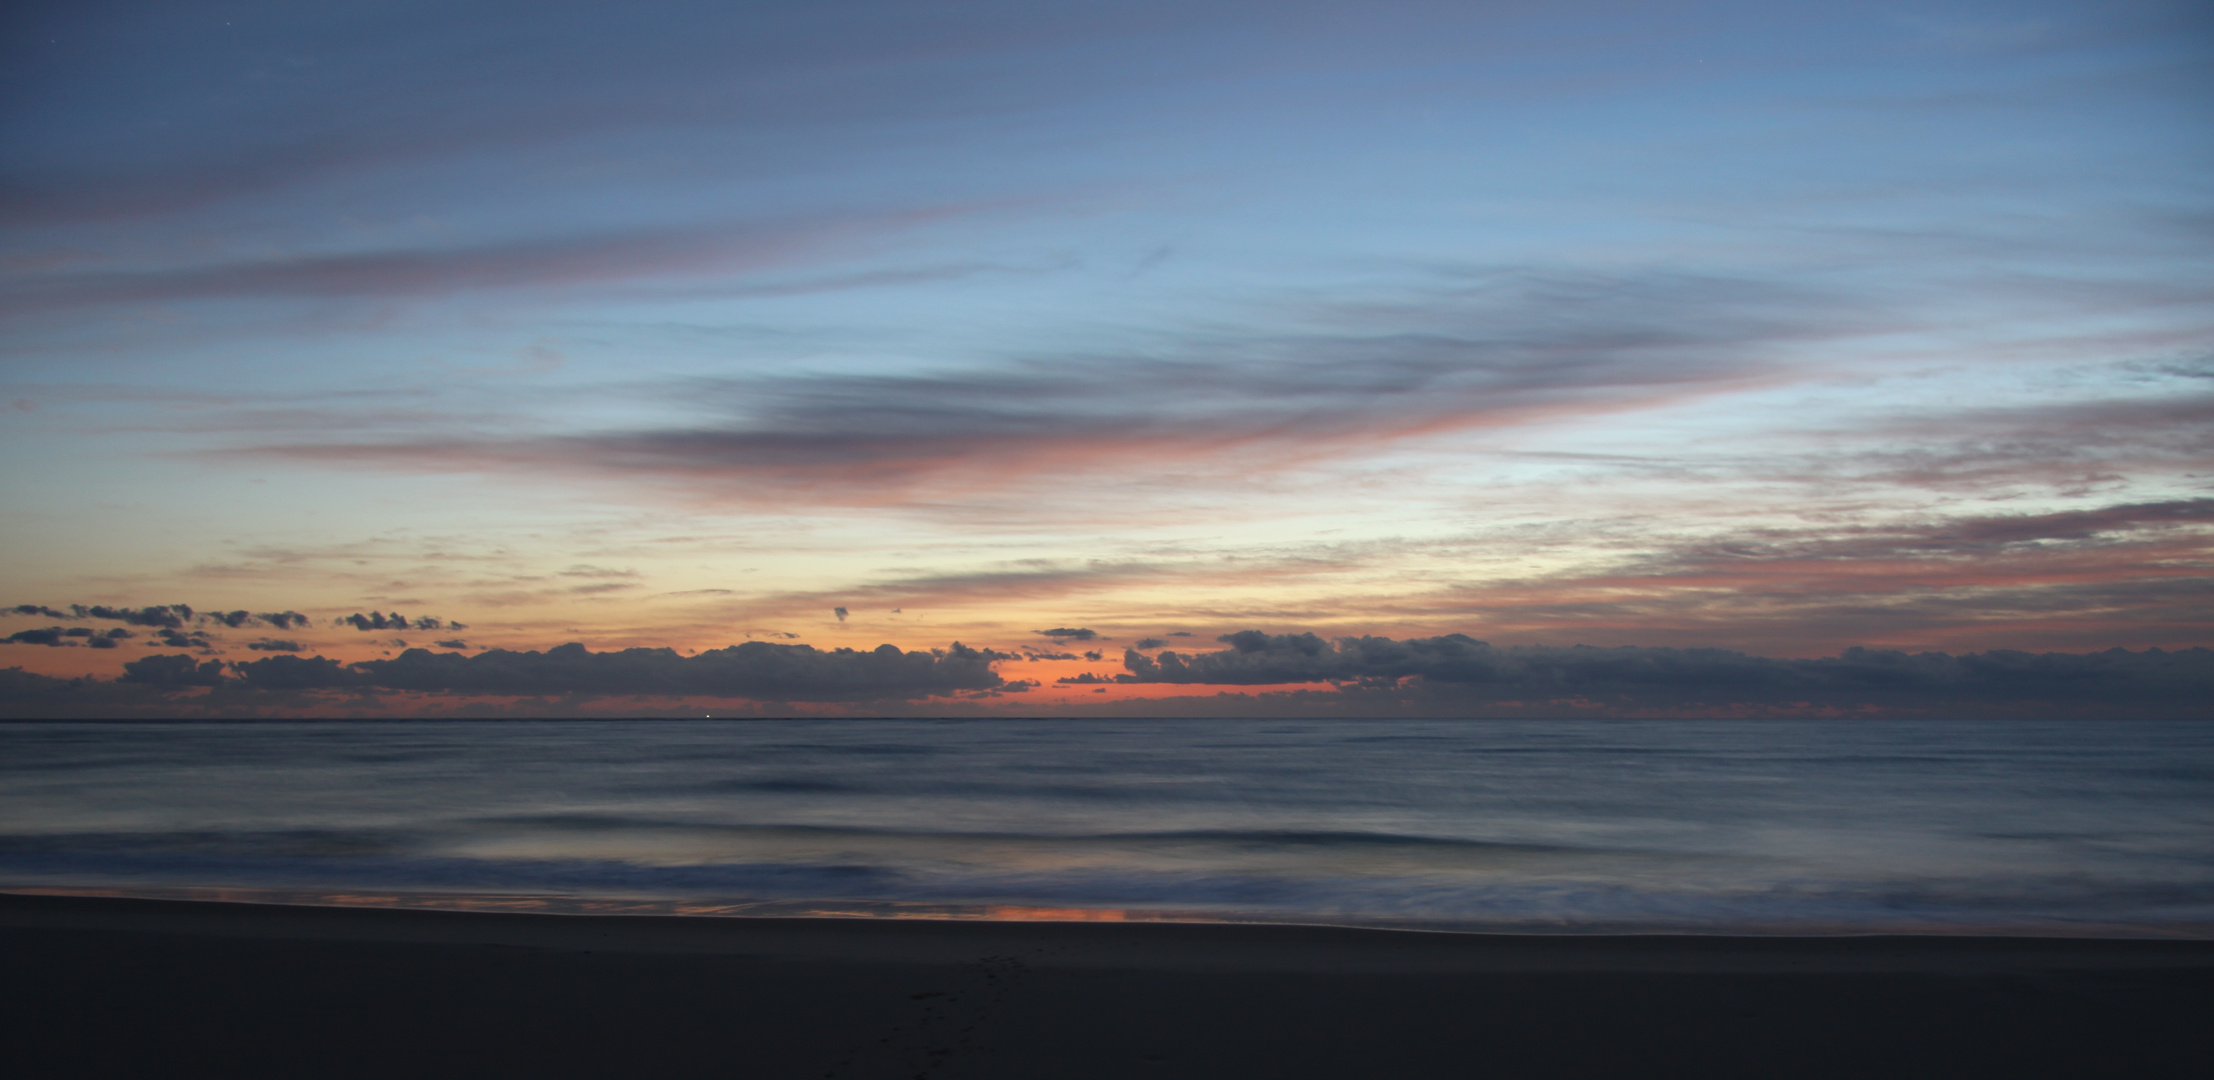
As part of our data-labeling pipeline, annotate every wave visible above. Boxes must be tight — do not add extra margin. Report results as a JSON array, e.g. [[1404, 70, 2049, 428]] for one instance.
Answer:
[[6, 717, 2210, 935], [449, 817, 1596, 849], [7, 848, 2213, 935]]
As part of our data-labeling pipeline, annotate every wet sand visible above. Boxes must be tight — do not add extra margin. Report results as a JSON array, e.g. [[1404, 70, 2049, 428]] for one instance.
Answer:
[[4, 892, 2208, 1078]]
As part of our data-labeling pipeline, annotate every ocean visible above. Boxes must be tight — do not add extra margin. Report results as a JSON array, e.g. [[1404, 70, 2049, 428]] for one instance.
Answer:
[[3, 718, 2209, 935]]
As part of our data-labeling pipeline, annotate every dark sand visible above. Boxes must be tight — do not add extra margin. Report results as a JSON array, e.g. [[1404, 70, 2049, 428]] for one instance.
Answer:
[[4, 893, 2208, 1078]]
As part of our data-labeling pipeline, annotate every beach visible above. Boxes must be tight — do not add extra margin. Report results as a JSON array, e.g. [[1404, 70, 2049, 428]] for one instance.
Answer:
[[5, 892, 2208, 1079]]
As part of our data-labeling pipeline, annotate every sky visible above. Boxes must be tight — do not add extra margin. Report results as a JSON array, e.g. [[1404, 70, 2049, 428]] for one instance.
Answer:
[[2, 0, 2210, 717]]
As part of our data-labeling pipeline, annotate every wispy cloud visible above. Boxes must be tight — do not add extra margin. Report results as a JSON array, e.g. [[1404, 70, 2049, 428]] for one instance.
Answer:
[[1383, 497, 2214, 651], [0, 208, 985, 318], [1770, 391, 2214, 495], [224, 266, 1839, 504]]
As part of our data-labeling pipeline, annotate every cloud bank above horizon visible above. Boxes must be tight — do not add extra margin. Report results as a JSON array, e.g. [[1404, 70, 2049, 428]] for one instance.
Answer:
[[2, 631, 2205, 720]]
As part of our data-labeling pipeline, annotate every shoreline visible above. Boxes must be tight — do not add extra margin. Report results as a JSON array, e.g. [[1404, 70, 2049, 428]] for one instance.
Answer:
[[7, 892, 2210, 1077], [11, 884, 2209, 943], [9, 888, 2214, 961]]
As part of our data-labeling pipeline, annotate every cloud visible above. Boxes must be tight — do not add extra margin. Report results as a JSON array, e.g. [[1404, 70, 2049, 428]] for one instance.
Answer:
[[0, 0, 1226, 234], [79, 604, 193, 629], [833, 607, 849, 622], [8, 603, 315, 632], [246, 639, 304, 652], [222, 266, 1837, 507], [341, 611, 448, 631], [433, 639, 468, 649], [73, 635, 1010, 706], [1117, 631, 2214, 714], [120, 654, 228, 687], [151, 628, 214, 649], [0, 207, 979, 318], [229, 654, 360, 690], [1380, 494, 2214, 653], [1133, 637, 1169, 649], [739, 563, 1178, 624], [4, 628, 66, 646], [1635, 497, 2214, 578], [1771, 396, 2214, 496], [558, 565, 638, 579], [1037, 627, 1098, 641], [352, 640, 1005, 702]]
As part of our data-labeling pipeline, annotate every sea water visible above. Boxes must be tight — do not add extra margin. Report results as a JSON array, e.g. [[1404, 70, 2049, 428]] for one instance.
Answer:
[[2, 718, 2209, 934]]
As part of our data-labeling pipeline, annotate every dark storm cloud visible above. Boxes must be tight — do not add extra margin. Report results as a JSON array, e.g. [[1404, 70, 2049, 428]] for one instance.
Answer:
[[434, 639, 468, 649], [353, 640, 1006, 702], [4, 628, 67, 646], [1133, 637, 1169, 649], [246, 639, 303, 652], [1037, 628, 1098, 641], [10, 605, 70, 619], [1118, 631, 2213, 713]]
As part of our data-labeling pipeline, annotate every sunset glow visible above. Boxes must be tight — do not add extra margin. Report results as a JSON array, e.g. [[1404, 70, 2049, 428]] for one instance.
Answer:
[[3, 1, 2209, 717]]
